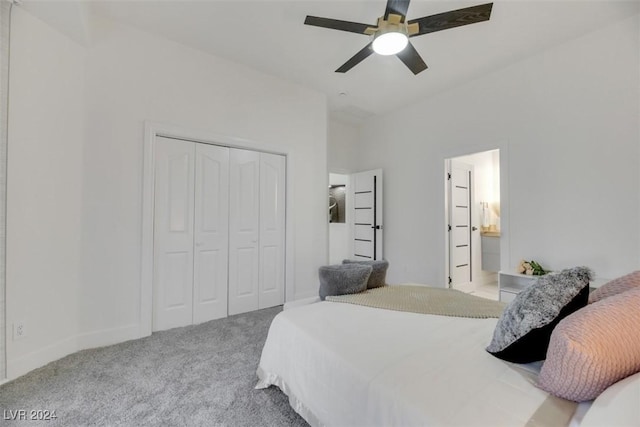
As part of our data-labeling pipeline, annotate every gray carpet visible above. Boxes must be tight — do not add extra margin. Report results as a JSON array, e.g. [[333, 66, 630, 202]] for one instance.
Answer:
[[0, 306, 308, 426]]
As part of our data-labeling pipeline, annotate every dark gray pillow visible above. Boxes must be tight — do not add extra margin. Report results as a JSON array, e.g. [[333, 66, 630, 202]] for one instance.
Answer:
[[342, 259, 389, 289], [486, 266, 593, 363], [318, 264, 372, 301]]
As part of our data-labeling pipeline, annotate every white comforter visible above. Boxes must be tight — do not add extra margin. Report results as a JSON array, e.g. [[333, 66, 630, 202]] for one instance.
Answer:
[[257, 301, 559, 427]]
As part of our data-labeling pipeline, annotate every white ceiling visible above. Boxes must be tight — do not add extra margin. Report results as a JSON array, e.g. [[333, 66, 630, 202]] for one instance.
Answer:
[[23, 1, 640, 122]]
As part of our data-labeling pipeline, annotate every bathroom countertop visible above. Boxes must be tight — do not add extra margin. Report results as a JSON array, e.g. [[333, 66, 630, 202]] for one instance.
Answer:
[[480, 231, 501, 237]]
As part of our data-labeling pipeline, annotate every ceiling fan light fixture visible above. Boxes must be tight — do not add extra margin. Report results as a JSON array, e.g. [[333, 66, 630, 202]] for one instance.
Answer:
[[372, 31, 408, 55], [304, 2, 493, 74]]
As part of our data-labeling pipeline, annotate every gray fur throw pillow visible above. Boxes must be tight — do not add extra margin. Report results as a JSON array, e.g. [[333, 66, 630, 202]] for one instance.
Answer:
[[318, 264, 372, 301], [486, 266, 593, 363], [342, 259, 389, 289]]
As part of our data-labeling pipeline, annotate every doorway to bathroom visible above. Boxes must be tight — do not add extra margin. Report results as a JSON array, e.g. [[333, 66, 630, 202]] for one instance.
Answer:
[[329, 173, 350, 264], [445, 149, 500, 300], [328, 169, 384, 265]]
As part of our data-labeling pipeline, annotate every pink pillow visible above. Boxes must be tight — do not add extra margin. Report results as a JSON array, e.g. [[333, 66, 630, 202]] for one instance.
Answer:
[[538, 287, 640, 402], [589, 270, 640, 304]]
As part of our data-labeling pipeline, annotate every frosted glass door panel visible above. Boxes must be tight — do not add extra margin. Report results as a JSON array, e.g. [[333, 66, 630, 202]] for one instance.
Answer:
[[351, 169, 383, 260], [449, 160, 472, 287]]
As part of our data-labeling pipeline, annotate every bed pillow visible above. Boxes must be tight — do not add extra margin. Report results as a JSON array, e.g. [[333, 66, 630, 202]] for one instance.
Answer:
[[342, 259, 389, 289], [486, 266, 592, 363], [580, 371, 640, 427], [588, 270, 640, 304], [538, 287, 640, 402], [318, 264, 372, 301]]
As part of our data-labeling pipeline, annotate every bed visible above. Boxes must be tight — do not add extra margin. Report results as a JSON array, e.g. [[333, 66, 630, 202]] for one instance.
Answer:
[[256, 292, 639, 427]]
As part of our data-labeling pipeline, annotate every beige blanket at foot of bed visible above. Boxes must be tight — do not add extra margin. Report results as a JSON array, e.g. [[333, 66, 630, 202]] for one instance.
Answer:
[[326, 284, 506, 318]]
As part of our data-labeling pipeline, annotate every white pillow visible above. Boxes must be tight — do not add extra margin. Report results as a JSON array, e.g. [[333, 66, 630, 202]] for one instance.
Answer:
[[581, 372, 640, 427]]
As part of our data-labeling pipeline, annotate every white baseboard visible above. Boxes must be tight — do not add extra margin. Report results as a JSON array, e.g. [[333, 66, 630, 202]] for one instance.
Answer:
[[6, 323, 141, 381], [7, 335, 77, 380], [76, 324, 140, 350]]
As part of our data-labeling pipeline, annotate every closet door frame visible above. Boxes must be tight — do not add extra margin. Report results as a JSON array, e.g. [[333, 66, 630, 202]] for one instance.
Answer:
[[140, 121, 293, 337]]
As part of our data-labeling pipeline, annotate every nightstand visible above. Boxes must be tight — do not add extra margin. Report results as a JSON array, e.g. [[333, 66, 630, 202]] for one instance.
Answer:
[[498, 271, 608, 303], [498, 271, 538, 303]]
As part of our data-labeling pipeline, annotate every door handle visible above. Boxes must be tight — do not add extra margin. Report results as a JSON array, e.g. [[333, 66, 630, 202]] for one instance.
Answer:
[[472, 226, 478, 231], [371, 225, 382, 230]]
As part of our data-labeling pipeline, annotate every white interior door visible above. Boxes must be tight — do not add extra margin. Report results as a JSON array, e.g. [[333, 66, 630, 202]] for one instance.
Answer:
[[193, 144, 229, 323], [153, 137, 195, 331], [259, 152, 285, 309], [449, 160, 473, 288], [351, 169, 383, 260], [228, 149, 260, 315], [153, 138, 286, 325]]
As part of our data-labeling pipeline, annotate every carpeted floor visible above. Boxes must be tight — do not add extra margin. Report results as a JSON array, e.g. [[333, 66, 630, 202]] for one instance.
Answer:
[[0, 306, 307, 426]]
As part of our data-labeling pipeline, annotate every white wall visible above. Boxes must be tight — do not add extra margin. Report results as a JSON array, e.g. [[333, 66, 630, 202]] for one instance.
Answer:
[[6, 10, 327, 379], [355, 16, 640, 286], [0, 0, 10, 381], [79, 18, 327, 337], [327, 120, 362, 265], [328, 119, 359, 174], [6, 8, 85, 378]]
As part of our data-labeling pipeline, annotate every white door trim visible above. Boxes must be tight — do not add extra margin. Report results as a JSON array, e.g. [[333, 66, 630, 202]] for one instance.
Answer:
[[140, 121, 294, 337]]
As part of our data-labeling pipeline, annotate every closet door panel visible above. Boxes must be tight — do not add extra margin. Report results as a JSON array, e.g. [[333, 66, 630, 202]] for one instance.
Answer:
[[259, 153, 285, 309], [163, 252, 191, 307], [228, 149, 260, 315], [153, 137, 195, 331], [236, 248, 257, 295], [193, 144, 229, 323]]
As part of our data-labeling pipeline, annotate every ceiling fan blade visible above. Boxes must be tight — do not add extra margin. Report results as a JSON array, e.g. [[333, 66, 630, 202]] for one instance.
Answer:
[[384, 0, 410, 22], [304, 16, 372, 35], [336, 43, 374, 73], [408, 3, 493, 37], [396, 42, 428, 75]]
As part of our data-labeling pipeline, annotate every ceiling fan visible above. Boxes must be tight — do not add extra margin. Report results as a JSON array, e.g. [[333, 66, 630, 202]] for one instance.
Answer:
[[304, 0, 493, 75]]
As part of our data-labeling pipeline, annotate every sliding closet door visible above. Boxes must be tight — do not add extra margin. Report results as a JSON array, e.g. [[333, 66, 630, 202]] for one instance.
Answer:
[[193, 144, 229, 323], [153, 137, 195, 331], [259, 153, 285, 309], [228, 149, 260, 315]]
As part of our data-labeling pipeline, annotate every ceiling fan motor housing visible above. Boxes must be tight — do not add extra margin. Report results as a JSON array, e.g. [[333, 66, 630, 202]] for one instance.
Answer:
[[365, 14, 419, 38]]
